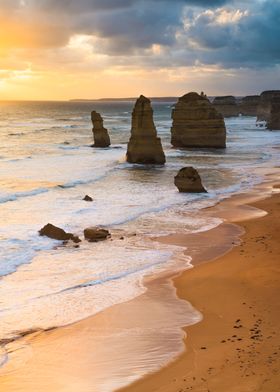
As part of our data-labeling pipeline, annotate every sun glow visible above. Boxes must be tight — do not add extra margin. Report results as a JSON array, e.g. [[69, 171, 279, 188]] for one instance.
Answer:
[[0, 1, 278, 100]]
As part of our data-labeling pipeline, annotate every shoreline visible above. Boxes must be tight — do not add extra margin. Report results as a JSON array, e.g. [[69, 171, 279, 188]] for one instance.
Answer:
[[0, 180, 279, 391], [119, 186, 280, 392]]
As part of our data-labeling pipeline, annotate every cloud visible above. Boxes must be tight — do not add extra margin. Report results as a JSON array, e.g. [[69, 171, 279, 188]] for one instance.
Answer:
[[0, 0, 231, 50], [183, 1, 280, 68], [0, 0, 280, 100]]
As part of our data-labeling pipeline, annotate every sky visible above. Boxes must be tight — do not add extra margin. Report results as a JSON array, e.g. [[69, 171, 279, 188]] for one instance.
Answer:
[[0, 0, 279, 100]]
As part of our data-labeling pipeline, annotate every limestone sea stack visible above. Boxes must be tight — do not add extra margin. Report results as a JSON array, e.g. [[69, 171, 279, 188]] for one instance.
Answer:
[[267, 96, 280, 130], [91, 111, 111, 147], [174, 167, 207, 193], [239, 95, 260, 116], [126, 95, 166, 164], [171, 92, 226, 148], [257, 90, 280, 122], [213, 96, 239, 117]]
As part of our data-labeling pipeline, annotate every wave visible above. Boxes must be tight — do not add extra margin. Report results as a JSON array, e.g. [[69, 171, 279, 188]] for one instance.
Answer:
[[0, 188, 50, 204], [0, 162, 121, 205]]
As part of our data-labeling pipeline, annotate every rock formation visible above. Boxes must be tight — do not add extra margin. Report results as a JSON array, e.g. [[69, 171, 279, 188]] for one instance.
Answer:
[[39, 223, 81, 243], [83, 195, 93, 202], [84, 227, 111, 242], [126, 95, 166, 164], [171, 92, 226, 148], [267, 96, 280, 130], [239, 95, 260, 116], [213, 96, 239, 117], [257, 90, 280, 122], [174, 167, 207, 193], [91, 111, 111, 147]]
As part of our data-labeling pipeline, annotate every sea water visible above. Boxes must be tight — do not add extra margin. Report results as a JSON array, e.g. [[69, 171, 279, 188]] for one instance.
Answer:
[[0, 99, 280, 346]]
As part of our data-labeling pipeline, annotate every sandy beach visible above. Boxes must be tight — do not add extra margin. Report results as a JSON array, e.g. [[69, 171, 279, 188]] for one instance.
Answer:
[[0, 181, 279, 392], [119, 187, 280, 392]]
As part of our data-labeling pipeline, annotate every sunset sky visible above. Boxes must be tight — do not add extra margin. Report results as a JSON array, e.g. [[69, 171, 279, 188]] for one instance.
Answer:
[[0, 0, 279, 100]]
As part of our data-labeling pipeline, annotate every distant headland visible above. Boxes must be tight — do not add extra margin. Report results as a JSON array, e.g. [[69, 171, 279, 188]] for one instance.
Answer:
[[69, 97, 178, 102]]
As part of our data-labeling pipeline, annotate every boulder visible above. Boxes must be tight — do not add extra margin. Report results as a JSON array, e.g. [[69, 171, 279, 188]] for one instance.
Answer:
[[84, 227, 111, 242], [39, 223, 81, 243], [91, 111, 111, 147], [126, 95, 166, 164], [239, 95, 260, 116], [83, 195, 93, 202], [257, 90, 280, 122], [213, 96, 239, 117], [171, 92, 226, 148], [174, 167, 207, 193], [267, 96, 280, 130]]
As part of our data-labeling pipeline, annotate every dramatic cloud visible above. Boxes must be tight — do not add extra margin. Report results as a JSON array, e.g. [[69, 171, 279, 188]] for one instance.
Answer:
[[185, 1, 280, 67], [0, 0, 231, 49], [0, 0, 279, 99]]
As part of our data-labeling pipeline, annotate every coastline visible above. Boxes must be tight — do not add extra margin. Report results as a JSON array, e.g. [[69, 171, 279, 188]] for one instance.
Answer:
[[119, 186, 280, 392], [0, 181, 279, 391]]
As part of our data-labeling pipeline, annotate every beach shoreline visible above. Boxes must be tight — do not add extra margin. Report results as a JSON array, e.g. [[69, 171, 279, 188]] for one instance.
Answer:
[[0, 178, 279, 392], [119, 184, 280, 392]]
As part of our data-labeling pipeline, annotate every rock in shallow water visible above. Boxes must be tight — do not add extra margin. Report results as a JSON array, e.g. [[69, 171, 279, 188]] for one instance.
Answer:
[[84, 227, 111, 242], [126, 95, 166, 164], [174, 167, 207, 193], [39, 223, 81, 243], [83, 195, 93, 202], [91, 111, 111, 147]]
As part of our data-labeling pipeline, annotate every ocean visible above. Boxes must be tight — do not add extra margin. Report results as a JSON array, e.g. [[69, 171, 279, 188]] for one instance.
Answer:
[[0, 99, 280, 385]]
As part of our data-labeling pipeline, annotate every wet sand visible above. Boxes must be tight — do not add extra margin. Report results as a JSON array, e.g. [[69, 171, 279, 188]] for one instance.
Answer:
[[120, 189, 280, 392]]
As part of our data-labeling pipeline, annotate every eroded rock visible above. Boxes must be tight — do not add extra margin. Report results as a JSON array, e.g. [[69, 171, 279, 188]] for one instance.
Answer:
[[213, 95, 239, 117], [83, 195, 93, 202], [240, 95, 260, 116], [39, 223, 81, 243], [91, 111, 111, 147], [84, 227, 111, 242], [257, 90, 280, 122], [126, 95, 166, 164], [171, 92, 226, 148], [267, 96, 280, 130], [174, 167, 207, 193]]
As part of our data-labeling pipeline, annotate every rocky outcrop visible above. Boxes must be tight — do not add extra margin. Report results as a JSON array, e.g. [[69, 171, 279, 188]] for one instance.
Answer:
[[83, 195, 93, 202], [39, 223, 81, 243], [84, 227, 111, 242], [91, 111, 111, 147], [239, 95, 260, 116], [257, 90, 280, 122], [126, 95, 166, 164], [267, 96, 280, 130], [213, 96, 239, 117], [171, 92, 226, 148], [174, 167, 207, 193]]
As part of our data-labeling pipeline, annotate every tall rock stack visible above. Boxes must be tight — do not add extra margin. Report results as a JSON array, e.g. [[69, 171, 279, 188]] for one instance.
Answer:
[[257, 90, 280, 122], [126, 95, 166, 164], [267, 96, 280, 130], [91, 111, 111, 147], [239, 95, 260, 116], [171, 92, 226, 148], [213, 96, 239, 117]]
